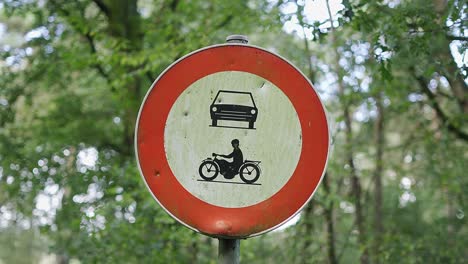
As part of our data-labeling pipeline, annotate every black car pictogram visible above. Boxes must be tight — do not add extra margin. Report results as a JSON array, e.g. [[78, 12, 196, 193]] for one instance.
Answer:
[[210, 90, 258, 129]]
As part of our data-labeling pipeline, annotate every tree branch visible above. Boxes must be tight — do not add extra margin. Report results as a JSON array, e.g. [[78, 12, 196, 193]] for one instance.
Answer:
[[49, 1, 111, 83], [83, 32, 111, 82], [446, 34, 468, 41], [146, 72, 154, 83], [91, 0, 111, 18], [216, 14, 234, 28], [413, 73, 468, 141]]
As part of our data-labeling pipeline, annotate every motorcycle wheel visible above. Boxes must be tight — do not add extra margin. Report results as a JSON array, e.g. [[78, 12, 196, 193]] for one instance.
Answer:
[[239, 163, 260, 184], [199, 160, 219, 181]]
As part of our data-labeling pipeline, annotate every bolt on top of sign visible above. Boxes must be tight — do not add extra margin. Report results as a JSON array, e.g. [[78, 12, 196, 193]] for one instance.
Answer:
[[135, 36, 330, 238]]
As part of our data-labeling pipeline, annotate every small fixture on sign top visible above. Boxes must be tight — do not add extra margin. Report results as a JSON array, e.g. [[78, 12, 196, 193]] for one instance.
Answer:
[[226, 35, 249, 44]]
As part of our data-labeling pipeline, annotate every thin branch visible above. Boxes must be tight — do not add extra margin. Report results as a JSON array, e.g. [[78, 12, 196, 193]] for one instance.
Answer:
[[446, 34, 468, 41], [91, 0, 111, 18], [296, 1, 316, 82], [338, 169, 376, 262], [84, 32, 111, 82], [49, 1, 111, 82], [323, 172, 338, 264], [436, 89, 457, 99], [146, 72, 154, 83], [337, 221, 356, 261], [216, 14, 234, 28], [413, 73, 468, 141], [169, 0, 179, 11]]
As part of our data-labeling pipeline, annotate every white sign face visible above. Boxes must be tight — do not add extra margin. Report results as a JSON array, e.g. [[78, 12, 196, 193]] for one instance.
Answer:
[[164, 71, 302, 208]]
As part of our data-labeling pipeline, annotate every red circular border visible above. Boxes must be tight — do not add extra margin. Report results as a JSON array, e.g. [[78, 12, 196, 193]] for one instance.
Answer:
[[136, 45, 329, 238]]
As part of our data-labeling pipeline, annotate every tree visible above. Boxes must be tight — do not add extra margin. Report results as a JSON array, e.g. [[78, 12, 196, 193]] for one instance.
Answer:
[[1, 0, 282, 262], [1, 0, 467, 263]]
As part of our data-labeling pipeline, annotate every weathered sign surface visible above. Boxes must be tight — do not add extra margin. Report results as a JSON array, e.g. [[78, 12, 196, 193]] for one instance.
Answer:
[[135, 44, 330, 238]]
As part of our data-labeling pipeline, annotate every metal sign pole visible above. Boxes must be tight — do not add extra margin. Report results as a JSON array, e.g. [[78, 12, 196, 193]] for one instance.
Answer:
[[215, 34, 247, 264], [218, 238, 240, 264], [213, 35, 249, 264]]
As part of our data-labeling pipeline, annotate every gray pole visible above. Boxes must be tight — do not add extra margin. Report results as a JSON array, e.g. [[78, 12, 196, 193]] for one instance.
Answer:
[[216, 34, 248, 264], [218, 238, 240, 264]]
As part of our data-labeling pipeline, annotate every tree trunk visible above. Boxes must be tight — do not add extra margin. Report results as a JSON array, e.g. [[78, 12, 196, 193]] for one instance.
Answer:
[[295, 3, 318, 261], [372, 91, 385, 263], [347, 111, 368, 264], [299, 202, 315, 263], [323, 173, 338, 264], [431, 0, 468, 114], [325, 1, 368, 263], [296, 0, 316, 83], [439, 42, 468, 114], [105, 0, 143, 155]]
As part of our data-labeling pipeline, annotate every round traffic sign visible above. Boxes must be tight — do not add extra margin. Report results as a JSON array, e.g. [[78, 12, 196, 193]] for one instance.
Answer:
[[135, 44, 330, 238]]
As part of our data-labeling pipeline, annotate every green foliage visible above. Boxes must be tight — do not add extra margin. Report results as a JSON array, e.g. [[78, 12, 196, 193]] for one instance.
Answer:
[[0, 0, 466, 263]]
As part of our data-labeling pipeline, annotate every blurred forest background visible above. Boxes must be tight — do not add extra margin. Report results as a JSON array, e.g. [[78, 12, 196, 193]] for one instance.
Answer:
[[0, 0, 467, 263]]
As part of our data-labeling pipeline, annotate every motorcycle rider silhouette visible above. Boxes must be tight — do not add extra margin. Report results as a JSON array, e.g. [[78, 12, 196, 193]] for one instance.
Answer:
[[198, 139, 261, 184], [212, 139, 243, 179]]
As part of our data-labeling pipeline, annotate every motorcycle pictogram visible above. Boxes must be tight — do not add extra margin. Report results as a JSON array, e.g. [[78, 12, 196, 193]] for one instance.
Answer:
[[198, 154, 261, 184]]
